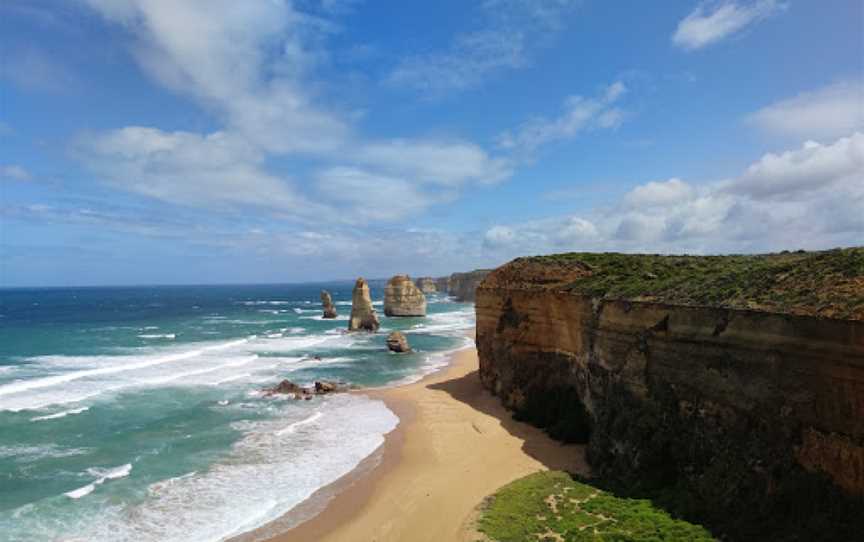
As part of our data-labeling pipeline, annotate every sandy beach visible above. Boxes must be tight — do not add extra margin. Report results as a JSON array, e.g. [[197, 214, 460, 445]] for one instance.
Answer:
[[236, 336, 589, 542]]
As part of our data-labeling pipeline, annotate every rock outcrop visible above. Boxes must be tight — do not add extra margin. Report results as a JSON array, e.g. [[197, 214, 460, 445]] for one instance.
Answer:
[[263, 378, 348, 399], [415, 277, 437, 294], [348, 277, 380, 331], [386, 331, 411, 353], [448, 269, 491, 302], [320, 290, 337, 319], [384, 275, 427, 316], [476, 250, 864, 541]]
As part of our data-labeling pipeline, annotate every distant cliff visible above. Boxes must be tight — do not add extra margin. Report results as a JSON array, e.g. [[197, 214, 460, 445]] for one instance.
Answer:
[[447, 269, 491, 302], [476, 249, 864, 541]]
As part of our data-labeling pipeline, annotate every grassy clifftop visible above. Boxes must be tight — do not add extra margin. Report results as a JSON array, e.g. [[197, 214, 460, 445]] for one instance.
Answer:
[[487, 248, 864, 320]]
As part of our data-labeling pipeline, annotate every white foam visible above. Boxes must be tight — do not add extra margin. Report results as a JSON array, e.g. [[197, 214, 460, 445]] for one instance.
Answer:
[[47, 395, 397, 542], [30, 406, 90, 422], [138, 334, 176, 340], [65, 463, 133, 499], [0, 444, 89, 461]]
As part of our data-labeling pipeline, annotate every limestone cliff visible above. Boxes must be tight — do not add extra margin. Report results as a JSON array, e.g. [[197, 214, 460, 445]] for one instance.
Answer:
[[448, 269, 491, 302], [348, 277, 380, 331], [415, 277, 437, 294], [320, 289, 337, 319], [384, 275, 427, 317], [434, 276, 450, 293], [476, 249, 864, 540]]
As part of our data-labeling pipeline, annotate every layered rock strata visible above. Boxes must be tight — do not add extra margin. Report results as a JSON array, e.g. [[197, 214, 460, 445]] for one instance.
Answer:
[[476, 251, 864, 540], [348, 277, 380, 331], [384, 275, 427, 317]]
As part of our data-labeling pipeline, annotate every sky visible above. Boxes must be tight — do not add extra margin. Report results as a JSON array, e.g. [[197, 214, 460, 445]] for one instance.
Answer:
[[1, 0, 862, 287]]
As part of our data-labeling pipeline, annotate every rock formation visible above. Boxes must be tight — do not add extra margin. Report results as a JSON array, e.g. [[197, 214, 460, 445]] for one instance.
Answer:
[[384, 275, 427, 316], [448, 269, 491, 302], [435, 276, 450, 293], [263, 378, 348, 399], [386, 331, 411, 353], [476, 249, 864, 541], [415, 277, 437, 294], [320, 290, 337, 319], [348, 277, 380, 331]]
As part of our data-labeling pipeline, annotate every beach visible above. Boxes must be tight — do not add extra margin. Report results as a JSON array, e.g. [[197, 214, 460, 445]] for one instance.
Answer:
[[241, 336, 590, 542]]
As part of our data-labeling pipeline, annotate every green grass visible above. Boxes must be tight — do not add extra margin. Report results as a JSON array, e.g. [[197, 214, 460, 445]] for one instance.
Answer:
[[474, 471, 715, 542], [513, 248, 864, 319]]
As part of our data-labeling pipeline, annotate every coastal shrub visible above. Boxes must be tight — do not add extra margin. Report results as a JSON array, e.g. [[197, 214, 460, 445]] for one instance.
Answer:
[[474, 470, 715, 542]]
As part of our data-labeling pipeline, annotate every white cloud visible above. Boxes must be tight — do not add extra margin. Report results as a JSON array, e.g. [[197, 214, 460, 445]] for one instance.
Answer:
[[315, 167, 450, 222], [354, 139, 512, 186], [672, 1, 783, 51], [77, 127, 324, 216], [483, 132, 864, 256], [497, 82, 628, 155], [746, 80, 864, 140], [75, 0, 519, 223], [0, 164, 32, 182], [387, 0, 580, 94]]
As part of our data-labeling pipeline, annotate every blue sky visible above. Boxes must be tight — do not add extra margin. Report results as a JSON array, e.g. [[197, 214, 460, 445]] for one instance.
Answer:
[[1, 0, 862, 286]]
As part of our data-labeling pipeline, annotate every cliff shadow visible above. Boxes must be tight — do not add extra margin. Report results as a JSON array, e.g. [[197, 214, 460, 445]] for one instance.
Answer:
[[427, 369, 591, 476]]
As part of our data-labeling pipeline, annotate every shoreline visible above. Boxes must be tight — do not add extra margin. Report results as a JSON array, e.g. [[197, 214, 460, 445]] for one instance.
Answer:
[[233, 331, 590, 542]]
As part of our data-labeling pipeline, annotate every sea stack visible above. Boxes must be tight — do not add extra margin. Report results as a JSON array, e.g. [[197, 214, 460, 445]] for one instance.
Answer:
[[384, 275, 427, 317], [320, 290, 337, 319], [386, 331, 411, 353], [347, 278, 380, 332], [415, 277, 437, 294]]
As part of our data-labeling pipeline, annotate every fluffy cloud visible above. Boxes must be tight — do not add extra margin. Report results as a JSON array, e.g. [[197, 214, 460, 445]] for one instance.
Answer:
[[497, 82, 628, 156], [672, 1, 783, 51], [483, 132, 864, 256], [75, 0, 516, 222], [746, 80, 864, 140], [77, 127, 325, 216], [387, 0, 580, 94]]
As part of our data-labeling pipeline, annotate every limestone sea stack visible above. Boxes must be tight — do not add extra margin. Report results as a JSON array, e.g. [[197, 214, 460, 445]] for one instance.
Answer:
[[415, 277, 437, 294], [384, 275, 427, 317], [348, 277, 380, 331], [320, 290, 337, 319], [386, 331, 411, 353]]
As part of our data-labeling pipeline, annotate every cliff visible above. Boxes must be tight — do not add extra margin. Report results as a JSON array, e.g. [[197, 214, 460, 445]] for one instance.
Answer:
[[476, 249, 864, 541], [448, 269, 491, 302], [415, 276, 438, 294], [384, 275, 427, 317]]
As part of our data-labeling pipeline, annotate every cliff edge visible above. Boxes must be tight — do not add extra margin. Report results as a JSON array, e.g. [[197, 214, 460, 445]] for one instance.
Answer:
[[476, 248, 864, 541]]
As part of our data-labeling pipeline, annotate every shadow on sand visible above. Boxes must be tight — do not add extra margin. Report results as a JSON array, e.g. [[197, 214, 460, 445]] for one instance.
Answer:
[[428, 368, 591, 476]]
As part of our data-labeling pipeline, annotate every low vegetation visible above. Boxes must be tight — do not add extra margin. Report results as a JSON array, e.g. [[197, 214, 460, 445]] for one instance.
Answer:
[[474, 471, 714, 542], [521, 247, 864, 319]]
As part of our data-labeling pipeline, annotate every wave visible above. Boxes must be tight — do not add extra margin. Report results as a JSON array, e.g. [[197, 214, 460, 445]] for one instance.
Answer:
[[0, 444, 89, 461], [138, 333, 176, 340], [274, 411, 323, 436], [30, 406, 90, 422], [64, 463, 133, 500]]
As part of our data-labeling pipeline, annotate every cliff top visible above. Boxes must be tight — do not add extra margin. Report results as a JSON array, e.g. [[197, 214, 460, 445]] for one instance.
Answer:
[[483, 247, 864, 320]]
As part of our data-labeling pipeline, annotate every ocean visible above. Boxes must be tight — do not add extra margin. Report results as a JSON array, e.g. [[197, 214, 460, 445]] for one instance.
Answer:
[[0, 282, 474, 541]]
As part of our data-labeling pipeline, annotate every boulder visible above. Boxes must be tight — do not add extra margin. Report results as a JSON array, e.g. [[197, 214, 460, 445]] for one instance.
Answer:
[[348, 277, 380, 331], [386, 331, 412, 353], [263, 379, 311, 399], [415, 277, 437, 294], [384, 275, 427, 317], [314, 380, 347, 394], [320, 290, 338, 319]]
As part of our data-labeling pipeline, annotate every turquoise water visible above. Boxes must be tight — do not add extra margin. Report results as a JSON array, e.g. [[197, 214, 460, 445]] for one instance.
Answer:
[[0, 282, 474, 541]]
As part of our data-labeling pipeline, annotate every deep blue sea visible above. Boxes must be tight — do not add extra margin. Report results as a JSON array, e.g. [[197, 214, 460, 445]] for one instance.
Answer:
[[0, 282, 474, 541]]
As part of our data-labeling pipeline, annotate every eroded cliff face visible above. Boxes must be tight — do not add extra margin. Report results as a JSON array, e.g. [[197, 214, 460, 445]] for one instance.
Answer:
[[448, 269, 491, 302], [476, 257, 864, 540]]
